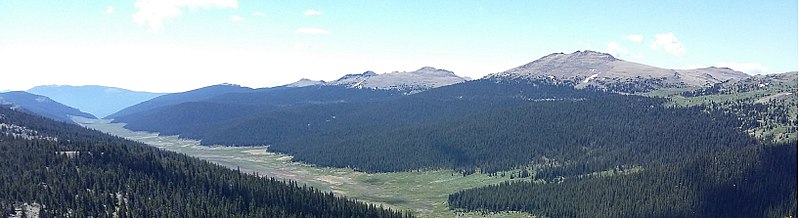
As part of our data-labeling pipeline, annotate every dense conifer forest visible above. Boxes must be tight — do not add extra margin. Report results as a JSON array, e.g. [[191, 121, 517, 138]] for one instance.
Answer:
[[275, 93, 757, 173], [113, 79, 764, 174], [0, 107, 411, 217], [448, 140, 797, 217], [102, 77, 797, 217]]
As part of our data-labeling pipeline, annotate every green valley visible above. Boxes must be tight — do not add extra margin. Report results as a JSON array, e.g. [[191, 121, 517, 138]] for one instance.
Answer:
[[78, 118, 532, 218]]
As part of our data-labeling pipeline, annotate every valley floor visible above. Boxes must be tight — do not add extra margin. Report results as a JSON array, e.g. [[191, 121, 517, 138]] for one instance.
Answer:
[[75, 117, 533, 218]]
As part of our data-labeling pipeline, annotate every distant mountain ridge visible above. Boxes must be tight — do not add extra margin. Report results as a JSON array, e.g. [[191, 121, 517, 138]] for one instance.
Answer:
[[489, 50, 751, 92], [103, 50, 786, 174], [285, 79, 325, 87], [284, 67, 467, 94], [28, 85, 164, 118], [106, 83, 253, 119], [0, 91, 96, 123]]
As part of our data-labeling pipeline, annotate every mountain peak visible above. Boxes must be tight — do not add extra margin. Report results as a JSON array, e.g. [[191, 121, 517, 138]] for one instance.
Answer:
[[538, 50, 617, 63], [336, 71, 377, 81], [362, 71, 378, 77], [328, 67, 466, 93], [285, 78, 325, 87], [417, 66, 440, 71], [488, 50, 750, 93], [216, 83, 242, 87], [502, 50, 620, 78], [571, 50, 616, 59], [413, 66, 457, 77]]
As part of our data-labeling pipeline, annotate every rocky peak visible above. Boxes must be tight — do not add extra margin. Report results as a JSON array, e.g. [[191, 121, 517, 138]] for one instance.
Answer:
[[285, 79, 325, 88], [414, 66, 457, 77], [337, 71, 377, 81], [488, 50, 752, 93], [327, 67, 466, 93], [534, 50, 616, 65]]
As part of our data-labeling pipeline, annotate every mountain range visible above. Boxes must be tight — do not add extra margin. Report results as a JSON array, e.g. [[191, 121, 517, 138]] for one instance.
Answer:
[[284, 66, 467, 94], [4, 50, 795, 217], [20, 50, 758, 124], [101, 50, 791, 174]]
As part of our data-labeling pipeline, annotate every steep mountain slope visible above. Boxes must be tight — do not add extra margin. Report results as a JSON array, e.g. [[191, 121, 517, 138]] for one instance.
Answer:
[[0, 107, 410, 217], [326, 67, 467, 93], [107, 83, 253, 119], [28, 85, 164, 118], [112, 85, 401, 138], [0, 91, 95, 122], [489, 50, 750, 92]]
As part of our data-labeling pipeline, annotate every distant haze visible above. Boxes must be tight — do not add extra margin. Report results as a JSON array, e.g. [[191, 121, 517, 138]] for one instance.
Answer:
[[28, 85, 164, 118]]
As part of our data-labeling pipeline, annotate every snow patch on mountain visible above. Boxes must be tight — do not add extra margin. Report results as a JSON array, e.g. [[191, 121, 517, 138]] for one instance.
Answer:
[[581, 72, 600, 84]]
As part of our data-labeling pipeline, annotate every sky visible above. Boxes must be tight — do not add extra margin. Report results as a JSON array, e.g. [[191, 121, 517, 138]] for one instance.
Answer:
[[0, 1, 796, 93]]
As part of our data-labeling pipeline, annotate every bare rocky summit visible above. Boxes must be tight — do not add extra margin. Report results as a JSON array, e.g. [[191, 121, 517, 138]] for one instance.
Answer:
[[489, 50, 751, 92], [287, 67, 467, 93], [285, 79, 325, 88]]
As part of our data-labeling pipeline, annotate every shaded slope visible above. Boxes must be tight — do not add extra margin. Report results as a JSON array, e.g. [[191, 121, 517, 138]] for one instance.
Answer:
[[113, 85, 402, 138], [0, 91, 96, 123], [107, 84, 253, 119]]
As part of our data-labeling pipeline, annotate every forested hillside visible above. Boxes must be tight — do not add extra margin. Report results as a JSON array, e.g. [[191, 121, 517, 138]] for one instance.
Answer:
[[106, 84, 253, 119], [668, 71, 798, 142], [0, 91, 96, 123], [0, 107, 410, 217], [444, 73, 798, 217], [448, 141, 797, 218], [113, 85, 401, 137], [270, 93, 754, 173], [113, 78, 756, 174]]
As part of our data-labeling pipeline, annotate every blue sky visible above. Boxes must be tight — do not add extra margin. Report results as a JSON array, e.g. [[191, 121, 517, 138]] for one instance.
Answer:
[[0, 0, 796, 92]]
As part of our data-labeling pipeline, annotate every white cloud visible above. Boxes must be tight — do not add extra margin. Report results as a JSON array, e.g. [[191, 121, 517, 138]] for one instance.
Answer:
[[133, 0, 238, 33], [252, 11, 266, 17], [230, 15, 244, 22], [606, 41, 629, 57], [649, 32, 686, 56], [303, 10, 322, 16], [295, 27, 330, 35], [716, 62, 770, 75], [105, 6, 114, 14], [624, 34, 643, 43]]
